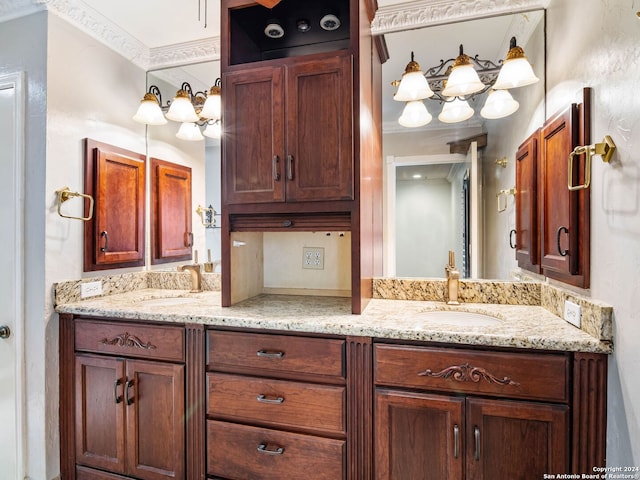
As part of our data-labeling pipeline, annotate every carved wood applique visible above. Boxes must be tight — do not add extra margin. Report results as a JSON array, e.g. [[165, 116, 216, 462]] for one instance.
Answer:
[[100, 332, 157, 350], [418, 363, 520, 387]]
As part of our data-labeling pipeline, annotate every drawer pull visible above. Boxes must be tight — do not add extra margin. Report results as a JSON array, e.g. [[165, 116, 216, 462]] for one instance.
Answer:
[[125, 379, 134, 406], [256, 394, 285, 404], [453, 424, 459, 459], [417, 363, 520, 387], [257, 443, 285, 456], [113, 378, 122, 404], [474, 426, 481, 461], [256, 349, 285, 359]]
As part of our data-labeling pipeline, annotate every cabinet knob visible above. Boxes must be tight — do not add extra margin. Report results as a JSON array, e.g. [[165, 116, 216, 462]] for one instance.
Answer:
[[0, 325, 10, 339]]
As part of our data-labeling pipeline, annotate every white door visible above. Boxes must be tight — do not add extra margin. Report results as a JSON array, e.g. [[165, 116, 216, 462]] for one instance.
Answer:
[[0, 72, 25, 480]]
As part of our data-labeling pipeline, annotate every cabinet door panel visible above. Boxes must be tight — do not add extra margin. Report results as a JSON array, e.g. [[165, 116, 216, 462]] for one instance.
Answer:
[[515, 131, 540, 272], [540, 105, 579, 276], [374, 389, 464, 480], [285, 55, 354, 202], [126, 360, 185, 480], [151, 158, 192, 264], [75, 355, 126, 474], [466, 398, 569, 480], [223, 66, 285, 204]]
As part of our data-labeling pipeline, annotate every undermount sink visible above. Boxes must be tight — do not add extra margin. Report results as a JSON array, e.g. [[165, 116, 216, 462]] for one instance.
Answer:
[[138, 297, 198, 307], [415, 310, 502, 327]]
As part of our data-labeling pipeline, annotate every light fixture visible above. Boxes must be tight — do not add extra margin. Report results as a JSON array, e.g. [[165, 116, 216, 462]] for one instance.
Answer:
[[398, 100, 432, 128], [493, 37, 539, 90], [391, 37, 538, 125], [480, 89, 520, 119], [296, 19, 311, 32], [392, 52, 434, 102], [441, 45, 485, 98], [320, 13, 341, 31], [264, 21, 284, 38], [133, 79, 222, 141]]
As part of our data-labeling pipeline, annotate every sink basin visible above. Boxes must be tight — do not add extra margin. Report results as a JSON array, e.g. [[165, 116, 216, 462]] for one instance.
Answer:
[[415, 310, 502, 327], [138, 297, 198, 307]]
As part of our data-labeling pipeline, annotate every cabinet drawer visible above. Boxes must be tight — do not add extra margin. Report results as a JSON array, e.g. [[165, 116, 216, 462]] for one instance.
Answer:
[[207, 373, 345, 436], [75, 319, 184, 362], [207, 420, 345, 480], [207, 330, 345, 378], [374, 344, 569, 403]]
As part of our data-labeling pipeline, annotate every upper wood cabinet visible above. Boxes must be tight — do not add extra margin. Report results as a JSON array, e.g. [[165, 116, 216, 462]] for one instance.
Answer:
[[223, 55, 353, 205], [515, 88, 591, 288], [515, 130, 540, 273], [151, 158, 192, 264], [84, 139, 145, 271]]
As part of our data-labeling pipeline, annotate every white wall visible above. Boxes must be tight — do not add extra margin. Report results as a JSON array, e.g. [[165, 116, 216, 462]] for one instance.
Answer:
[[544, 0, 640, 465], [0, 11, 49, 480]]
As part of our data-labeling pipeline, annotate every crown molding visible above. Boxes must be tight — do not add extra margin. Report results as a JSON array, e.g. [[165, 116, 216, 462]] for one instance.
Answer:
[[148, 37, 220, 71], [0, 0, 44, 23], [372, 0, 550, 35]]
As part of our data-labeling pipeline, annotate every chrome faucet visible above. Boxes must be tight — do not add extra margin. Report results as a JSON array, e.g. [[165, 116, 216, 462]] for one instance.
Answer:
[[445, 250, 460, 305], [178, 264, 203, 293]]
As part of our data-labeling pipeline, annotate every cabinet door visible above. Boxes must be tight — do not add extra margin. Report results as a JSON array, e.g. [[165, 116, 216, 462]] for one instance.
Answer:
[[515, 130, 540, 273], [223, 66, 285, 204], [125, 360, 185, 480], [285, 55, 354, 202], [539, 105, 580, 277], [75, 355, 126, 474], [151, 158, 192, 264], [374, 389, 464, 480], [466, 398, 569, 480]]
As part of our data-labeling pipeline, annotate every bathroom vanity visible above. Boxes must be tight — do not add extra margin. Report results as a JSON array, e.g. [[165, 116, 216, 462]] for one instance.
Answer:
[[57, 286, 610, 480]]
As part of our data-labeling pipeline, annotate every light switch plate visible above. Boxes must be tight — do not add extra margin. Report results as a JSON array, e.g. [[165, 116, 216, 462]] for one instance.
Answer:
[[564, 300, 582, 328], [81, 281, 103, 298]]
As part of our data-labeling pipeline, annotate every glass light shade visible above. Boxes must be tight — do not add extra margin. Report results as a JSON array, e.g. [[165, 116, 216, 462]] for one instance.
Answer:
[[132, 93, 167, 125], [166, 90, 200, 123], [438, 98, 475, 124], [176, 122, 204, 141], [480, 89, 520, 119], [394, 71, 434, 102], [203, 121, 222, 139], [200, 86, 221, 120], [442, 62, 485, 97], [398, 100, 432, 128], [493, 56, 539, 89]]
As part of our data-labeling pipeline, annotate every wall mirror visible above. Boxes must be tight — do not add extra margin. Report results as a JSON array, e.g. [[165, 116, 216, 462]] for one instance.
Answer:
[[379, 10, 546, 280], [146, 61, 222, 270]]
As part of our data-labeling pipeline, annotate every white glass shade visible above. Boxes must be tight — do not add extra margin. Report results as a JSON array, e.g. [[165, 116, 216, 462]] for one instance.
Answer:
[[132, 94, 167, 125], [166, 90, 200, 123], [176, 122, 204, 141], [398, 100, 432, 128], [442, 63, 485, 98], [438, 98, 474, 124], [200, 90, 221, 120], [393, 71, 434, 102], [493, 57, 539, 90], [480, 89, 520, 119], [203, 121, 222, 139]]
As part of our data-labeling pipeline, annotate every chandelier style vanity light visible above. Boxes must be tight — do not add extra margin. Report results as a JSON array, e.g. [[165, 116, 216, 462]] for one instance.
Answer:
[[133, 79, 222, 140], [392, 37, 539, 126]]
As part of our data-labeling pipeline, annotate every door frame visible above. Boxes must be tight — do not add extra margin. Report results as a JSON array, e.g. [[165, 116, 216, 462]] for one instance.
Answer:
[[0, 71, 26, 479]]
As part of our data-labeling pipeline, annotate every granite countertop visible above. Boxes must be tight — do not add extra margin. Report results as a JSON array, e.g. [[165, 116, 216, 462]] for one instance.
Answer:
[[55, 289, 611, 354]]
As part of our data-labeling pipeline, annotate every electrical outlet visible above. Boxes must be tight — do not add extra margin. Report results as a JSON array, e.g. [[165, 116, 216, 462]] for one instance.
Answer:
[[564, 300, 582, 328], [302, 247, 324, 270], [81, 281, 103, 298]]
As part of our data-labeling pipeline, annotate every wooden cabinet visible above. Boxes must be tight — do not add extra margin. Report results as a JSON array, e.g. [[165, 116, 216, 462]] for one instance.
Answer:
[[84, 139, 145, 271], [59, 317, 200, 480], [223, 56, 353, 205], [206, 329, 347, 479], [150, 158, 192, 264], [220, 0, 383, 313], [515, 88, 592, 287], [515, 130, 540, 273], [373, 343, 604, 479]]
